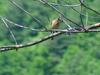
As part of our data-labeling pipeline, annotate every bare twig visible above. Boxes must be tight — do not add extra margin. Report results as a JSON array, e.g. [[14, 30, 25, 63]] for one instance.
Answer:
[[1, 17, 18, 45], [64, 1, 100, 19], [8, 0, 47, 30], [80, 0, 100, 15], [79, 0, 85, 30], [50, 3, 81, 7]]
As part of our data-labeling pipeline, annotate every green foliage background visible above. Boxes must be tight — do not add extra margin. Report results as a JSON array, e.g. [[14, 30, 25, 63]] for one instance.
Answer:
[[0, 0, 100, 75]]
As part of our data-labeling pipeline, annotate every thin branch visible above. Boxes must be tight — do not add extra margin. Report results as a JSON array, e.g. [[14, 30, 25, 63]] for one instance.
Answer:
[[80, 0, 100, 15], [1, 17, 18, 45], [4, 18, 42, 32], [79, 0, 85, 30], [85, 11, 88, 25], [62, 18, 73, 29], [50, 3, 81, 7], [8, 0, 47, 30], [0, 32, 63, 52], [64, 1, 100, 19]]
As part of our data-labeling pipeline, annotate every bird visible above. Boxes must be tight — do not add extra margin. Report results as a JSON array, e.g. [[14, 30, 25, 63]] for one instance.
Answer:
[[51, 18, 62, 40]]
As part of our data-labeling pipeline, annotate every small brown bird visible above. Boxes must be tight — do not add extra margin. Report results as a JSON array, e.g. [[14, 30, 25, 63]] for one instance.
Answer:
[[51, 18, 62, 39], [51, 18, 62, 29]]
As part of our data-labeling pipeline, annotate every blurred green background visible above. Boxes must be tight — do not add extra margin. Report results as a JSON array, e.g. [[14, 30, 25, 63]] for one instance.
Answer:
[[0, 0, 100, 75]]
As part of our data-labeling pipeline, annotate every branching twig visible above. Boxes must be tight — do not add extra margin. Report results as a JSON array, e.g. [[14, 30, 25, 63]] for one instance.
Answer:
[[8, 0, 47, 30], [80, 0, 100, 15], [1, 18, 18, 45], [0, 23, 100, 52]]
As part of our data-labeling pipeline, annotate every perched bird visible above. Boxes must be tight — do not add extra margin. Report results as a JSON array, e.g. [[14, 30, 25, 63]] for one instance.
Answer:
[[51, 18, 62, 29], [51, 18, 62, 39]]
